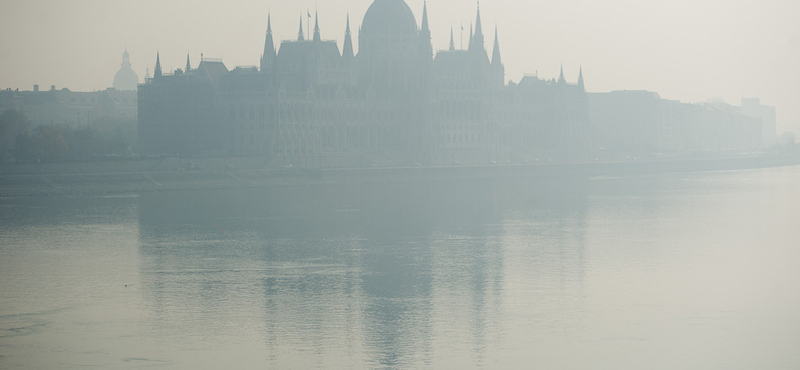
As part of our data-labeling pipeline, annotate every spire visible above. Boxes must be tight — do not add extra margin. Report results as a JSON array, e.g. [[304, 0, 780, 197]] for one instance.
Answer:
[[121, 48, 130, 67], [475, 2, 484, 40], [185, 53, 191, 72], [145, 66, 151, 80], [491, 25, 501, 65], [343, 13, 354, 59], [421, 1, 430, 34], [558, 64, 566, 84], [262, 13, 276, 72], [449, 27, 455, 51], [469, 2, 485, 52], [313, 10, 321, 42], [298, 16, 305, 41], [154, 52, 162, 79], [418, 1, 432, 59], [577, 66, 585, 92], [469, 23, 473, 47]]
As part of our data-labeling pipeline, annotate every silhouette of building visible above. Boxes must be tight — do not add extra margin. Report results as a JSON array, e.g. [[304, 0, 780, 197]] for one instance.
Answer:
[[113, 49, 139, 91], [589, 91, 762, 155], [138, 0, 591, 165], [741, 98, 776, 148], [0, 85, 136, 129]]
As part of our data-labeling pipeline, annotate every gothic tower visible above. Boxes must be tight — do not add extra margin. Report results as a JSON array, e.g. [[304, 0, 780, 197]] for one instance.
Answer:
[[342, 13, 354, 60], [298, 16, 305, 41], [468, 2, 487, 60], [153, 52, 162, 79], [261, 13, 276, 73], [491, 26, 504, 88], [418, 1, 432, 61], [313, 11, 321, 42]]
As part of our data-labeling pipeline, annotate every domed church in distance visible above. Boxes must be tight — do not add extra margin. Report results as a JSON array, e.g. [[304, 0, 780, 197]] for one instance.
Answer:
[[137, 0, 593, 164], [113, 49, 139, 91]]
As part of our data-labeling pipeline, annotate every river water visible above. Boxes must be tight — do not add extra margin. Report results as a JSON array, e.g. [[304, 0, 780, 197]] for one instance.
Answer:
[[1, 166, 799, 369]]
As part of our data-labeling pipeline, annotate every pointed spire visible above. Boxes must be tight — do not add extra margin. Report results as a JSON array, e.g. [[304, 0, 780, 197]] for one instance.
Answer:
[[343, 13, 354, 59], [558, 64, 566, 84], [421, 1, 430, 34], [145, 66, 151, 80], [475, 2, 484, 39], [418, 1, 432, 59], [186, 53, 191, 72], [262, 13, 276, 72], [298, 15, 305, 41], [313, 10, 321, 42], [492, 25, 501, 65], [469, 2, 485, 52], [154, 52, 162, 79], [577, 66, 585, 91], [449, 27, 455, 51]]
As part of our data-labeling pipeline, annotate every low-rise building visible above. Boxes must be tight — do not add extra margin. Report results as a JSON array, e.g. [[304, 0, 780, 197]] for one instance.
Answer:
[[590, 91, 762, 156]]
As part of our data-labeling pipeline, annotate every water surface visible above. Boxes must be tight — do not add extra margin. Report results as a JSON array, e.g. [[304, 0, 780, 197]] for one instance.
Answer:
[[1, 167, 799, 369]]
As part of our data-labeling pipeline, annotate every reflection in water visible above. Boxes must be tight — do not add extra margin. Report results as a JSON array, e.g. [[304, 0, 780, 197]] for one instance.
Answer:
[[136, 177, 591, 368], [4, 167, 799, 369]]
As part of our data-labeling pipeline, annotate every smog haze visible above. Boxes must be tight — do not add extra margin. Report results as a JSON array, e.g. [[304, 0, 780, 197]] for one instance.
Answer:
[[1, 0, 798, 132]]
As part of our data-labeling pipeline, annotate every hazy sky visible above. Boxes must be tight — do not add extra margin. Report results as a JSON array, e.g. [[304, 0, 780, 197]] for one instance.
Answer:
[[1, 0, 798, 132]]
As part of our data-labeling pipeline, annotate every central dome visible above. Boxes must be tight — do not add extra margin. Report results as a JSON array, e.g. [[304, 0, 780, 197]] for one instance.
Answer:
[[361, 0, 418, 38], [113, 50, 139, 91]]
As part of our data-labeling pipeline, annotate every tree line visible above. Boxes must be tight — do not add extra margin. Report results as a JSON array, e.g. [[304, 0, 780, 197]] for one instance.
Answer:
[[0, 109, 134, 163]]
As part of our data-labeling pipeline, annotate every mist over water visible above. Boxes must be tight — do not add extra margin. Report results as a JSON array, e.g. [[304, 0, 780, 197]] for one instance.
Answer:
[[1, 167, 799, 369], [1, 0, 798, 368]]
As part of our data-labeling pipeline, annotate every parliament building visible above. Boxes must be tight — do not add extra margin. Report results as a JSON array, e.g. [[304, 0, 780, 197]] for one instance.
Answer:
[[138, 0, 609, 166]]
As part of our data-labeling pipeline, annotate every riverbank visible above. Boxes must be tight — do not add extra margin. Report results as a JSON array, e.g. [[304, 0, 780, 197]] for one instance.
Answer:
[[2, 154, 799, 197]]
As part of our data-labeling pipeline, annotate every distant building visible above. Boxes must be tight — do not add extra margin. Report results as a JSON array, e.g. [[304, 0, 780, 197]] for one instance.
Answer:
[[0, 88, 24, 115], [0, 50, 140, 129], [0, 86, 137, 133], [741, 98, 776, 148], [113, 49, 139, 91], [138, 0, 765, 164], [778, 131, 796, 145], [137, 55, 227, 156], [687, 101, 762, 151], [138, 1, 591, 164], [589, 91, 762, 155], [588, 90, 665, 154]]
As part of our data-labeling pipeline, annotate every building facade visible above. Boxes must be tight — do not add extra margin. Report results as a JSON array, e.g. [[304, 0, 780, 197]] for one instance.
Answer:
[[589, 91, 763, 157], [741, 98, 777, 148], [0, 85, 136, 130], [138, 0, 591, 165], [138, 0, 767, 165]]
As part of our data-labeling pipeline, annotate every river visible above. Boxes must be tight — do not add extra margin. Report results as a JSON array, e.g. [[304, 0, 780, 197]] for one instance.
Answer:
[[1, 166, 799, 369]]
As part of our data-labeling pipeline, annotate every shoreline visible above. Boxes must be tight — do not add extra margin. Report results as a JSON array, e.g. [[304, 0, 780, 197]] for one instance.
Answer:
[[2, 155, 799, 197]]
